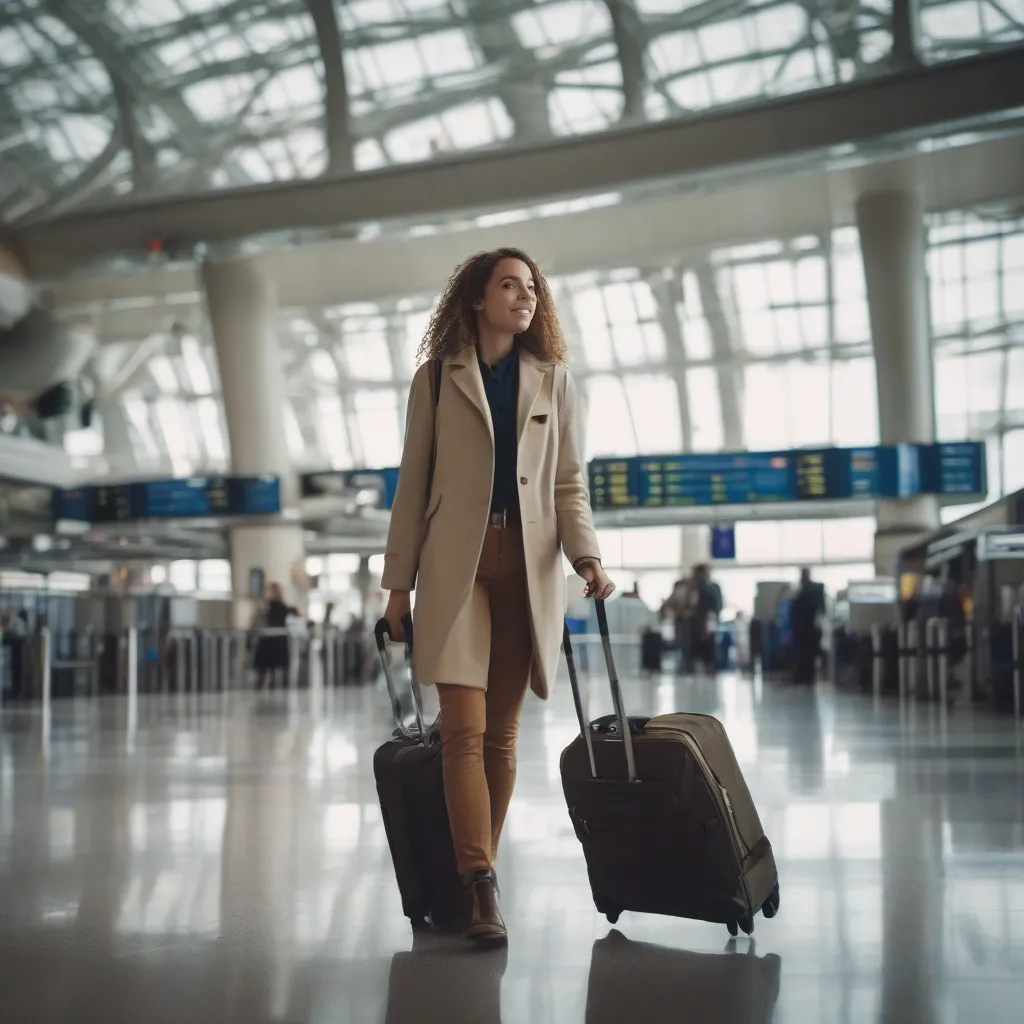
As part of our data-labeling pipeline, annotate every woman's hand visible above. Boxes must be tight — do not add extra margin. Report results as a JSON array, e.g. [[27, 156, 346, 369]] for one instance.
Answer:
[[577, 560, 615, 601], [383, 591, 412, 641]]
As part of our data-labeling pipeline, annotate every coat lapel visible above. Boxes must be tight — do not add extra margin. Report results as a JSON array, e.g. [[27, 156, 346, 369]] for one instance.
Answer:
[[516, 349, 548, 443], [448, 347, 493, 442]]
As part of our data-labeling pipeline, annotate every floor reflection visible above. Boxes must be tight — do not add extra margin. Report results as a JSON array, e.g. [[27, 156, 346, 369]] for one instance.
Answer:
[[584, 930, 781, 1024], [385, 931, 507, 1024], [0, 674, 1022, 1022]]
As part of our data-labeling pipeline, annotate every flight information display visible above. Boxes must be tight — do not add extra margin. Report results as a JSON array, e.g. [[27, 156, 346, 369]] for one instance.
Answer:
[[51, 475, 282, 524], [586, 442, 985, 509], [589, 459, 637, 509], [144, 478, 212, 518], [920, 442, 987, 496], [795, 450, 829, 500], [232, 475, 281, 515], [92, 483, 139, 523], [637, 453, 794, 506], [52, 487, 92, 522]]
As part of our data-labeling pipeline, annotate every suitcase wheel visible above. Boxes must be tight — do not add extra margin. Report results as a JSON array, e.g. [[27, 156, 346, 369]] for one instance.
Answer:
[[726, 919, 738, 937], [605, 909, 621, 925], [739, 914, 755, 936], [762, 881, 781, 920]]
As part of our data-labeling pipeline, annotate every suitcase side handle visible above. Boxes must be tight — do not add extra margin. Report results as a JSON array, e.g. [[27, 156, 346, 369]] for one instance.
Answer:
[[595, 599, 639, 783], [374, 615, 428, 742], [562, 623, 598, 779]]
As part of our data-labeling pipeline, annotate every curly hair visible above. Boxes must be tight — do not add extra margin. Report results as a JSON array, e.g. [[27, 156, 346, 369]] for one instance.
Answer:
[[416, 247, 568, 365]]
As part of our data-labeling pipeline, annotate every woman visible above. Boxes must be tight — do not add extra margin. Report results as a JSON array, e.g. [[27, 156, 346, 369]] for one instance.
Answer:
[[382, 248, 614, 947]]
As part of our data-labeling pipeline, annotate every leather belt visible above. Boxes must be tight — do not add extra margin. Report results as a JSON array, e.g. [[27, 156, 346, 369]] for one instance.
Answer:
[[489, 508, 520, 528]]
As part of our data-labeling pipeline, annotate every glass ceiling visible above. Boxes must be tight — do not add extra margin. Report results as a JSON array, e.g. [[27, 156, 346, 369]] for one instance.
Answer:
[[1, 0, 1020, 222]]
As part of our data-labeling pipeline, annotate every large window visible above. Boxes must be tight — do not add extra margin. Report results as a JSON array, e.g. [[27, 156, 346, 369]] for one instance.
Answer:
[[928, 212, 1024, 515]]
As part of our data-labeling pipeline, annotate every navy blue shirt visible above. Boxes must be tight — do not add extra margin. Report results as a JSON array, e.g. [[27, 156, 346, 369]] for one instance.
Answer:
[[478, 346, 520, 517]]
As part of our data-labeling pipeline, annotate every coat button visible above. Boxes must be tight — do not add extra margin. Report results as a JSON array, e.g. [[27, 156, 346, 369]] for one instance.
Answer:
[[520, 476, 527, 485]]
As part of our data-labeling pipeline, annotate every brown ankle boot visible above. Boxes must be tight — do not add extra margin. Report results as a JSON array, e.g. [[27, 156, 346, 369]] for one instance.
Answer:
[[464, 869, 507, 947]]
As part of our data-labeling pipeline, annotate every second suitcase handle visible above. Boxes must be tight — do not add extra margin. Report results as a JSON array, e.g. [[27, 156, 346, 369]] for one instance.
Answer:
[[374, 614, 428, 741]]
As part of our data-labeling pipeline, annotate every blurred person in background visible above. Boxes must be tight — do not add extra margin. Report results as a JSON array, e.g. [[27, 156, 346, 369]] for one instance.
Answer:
[[689, 564, 723, 673], [661, 575, 692, 673], [253, 581, 298, 690], [791, 568, 825, 685]]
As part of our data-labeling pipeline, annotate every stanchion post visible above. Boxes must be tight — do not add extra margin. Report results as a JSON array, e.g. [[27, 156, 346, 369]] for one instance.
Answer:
[[897, 622, 907, 700], [41, 626, 52, 710], [871, 624, 883, 698], [1012, 605, 1022, 720], [127, 627, 138, 737], [937, 618, 949, 708], [907, 620, 919, 698], [925, 617, 938, 700], [189, 633, 199, 694], [325, 629, 336, 689]]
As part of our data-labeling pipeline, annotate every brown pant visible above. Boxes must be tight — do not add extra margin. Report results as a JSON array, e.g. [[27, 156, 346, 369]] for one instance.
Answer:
[[437, 520, 533, 874]]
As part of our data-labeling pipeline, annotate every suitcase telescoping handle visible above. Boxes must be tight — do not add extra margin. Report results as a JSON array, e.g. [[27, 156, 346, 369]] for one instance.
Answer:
[[374, 614, 428, 742], [562, 622, 598, 778], [563, 599, 639, 783]]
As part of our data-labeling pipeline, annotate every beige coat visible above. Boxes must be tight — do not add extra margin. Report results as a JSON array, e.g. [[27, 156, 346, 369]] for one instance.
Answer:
[[381, 345, 601, 700]]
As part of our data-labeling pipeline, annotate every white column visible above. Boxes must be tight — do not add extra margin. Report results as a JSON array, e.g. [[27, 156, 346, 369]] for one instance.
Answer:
[[202, 255, 305, 626], [680, 526, 709, 573], [856, 190, 939, 576]]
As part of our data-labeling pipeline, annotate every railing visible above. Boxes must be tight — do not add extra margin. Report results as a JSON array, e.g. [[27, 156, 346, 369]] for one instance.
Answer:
[[1, 625, 383, 704]]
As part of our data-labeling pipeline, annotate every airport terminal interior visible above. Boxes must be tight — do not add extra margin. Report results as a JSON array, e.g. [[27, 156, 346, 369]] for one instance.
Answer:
[[1, 1, 1024, 1021]]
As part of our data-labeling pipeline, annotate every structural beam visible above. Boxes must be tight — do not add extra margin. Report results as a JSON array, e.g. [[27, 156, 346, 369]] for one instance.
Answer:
[[41, 129, 1024, 324], [13, 47, 1024, 277], [306, 0, 355, 175], [695, 263, 744, 449]]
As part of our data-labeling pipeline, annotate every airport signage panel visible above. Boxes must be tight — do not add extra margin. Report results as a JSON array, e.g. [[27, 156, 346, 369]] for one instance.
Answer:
[[52, 475, 282, 523]]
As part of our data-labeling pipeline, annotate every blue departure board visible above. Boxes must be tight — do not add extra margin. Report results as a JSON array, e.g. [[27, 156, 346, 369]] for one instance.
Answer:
[[589, 459, 637, 508], [848, 448, 880, 496], [794, 450, 830, 500], [52, 488, 91, 522], [638, 452, 794, 506], [144, 478, 212, 518], [233, 476, 281, 515], [92, 483, 138, 523], [52, 474, 282, 525], [920, 442, 987, 496]]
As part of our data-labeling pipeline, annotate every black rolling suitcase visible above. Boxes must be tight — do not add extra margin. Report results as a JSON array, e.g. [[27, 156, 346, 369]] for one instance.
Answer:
[[641, 627, 663, 672], [560, 600, 780, 936], [373, 616, 464, 931]]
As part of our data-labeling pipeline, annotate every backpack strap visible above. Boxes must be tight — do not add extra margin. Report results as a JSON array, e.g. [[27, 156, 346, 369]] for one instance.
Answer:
[[426, 359, 442, 502]]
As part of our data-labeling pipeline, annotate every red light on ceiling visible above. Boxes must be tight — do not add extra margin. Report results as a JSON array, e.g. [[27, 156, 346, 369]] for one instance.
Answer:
[[146, 237, 165, 254]]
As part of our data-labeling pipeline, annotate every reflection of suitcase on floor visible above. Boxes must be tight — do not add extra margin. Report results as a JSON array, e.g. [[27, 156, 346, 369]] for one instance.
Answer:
[[373, 617, 465, 931], [560, 601, 780, 937], [641, 628, 663, 672], [585, 930, 782, 1024]]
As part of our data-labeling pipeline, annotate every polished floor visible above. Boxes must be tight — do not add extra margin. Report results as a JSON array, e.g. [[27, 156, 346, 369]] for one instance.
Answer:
[[1, 659, 1023, 1023]]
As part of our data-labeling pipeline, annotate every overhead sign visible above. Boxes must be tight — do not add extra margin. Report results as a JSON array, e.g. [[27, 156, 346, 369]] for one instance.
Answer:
[[52, 475, 282, 523], [589, 442, 985, 510]]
